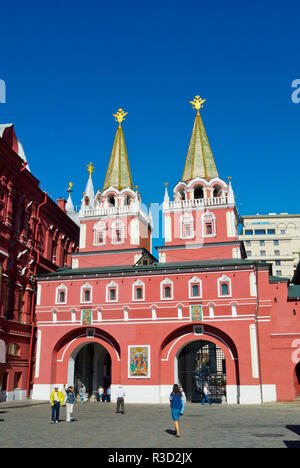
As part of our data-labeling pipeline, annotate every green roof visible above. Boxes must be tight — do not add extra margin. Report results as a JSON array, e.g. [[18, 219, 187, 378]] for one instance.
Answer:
[[36, 258, 268, 280]]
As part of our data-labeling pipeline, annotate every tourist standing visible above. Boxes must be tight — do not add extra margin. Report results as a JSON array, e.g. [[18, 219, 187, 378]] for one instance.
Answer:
[[106, 386, 111, 402], [61, 384, 67, 406], [169, 384, 183, 437], [50, 385, 64, 424], [116, 386, 125, 414], [66, 386, 76, 423], [79, 383, 86, 403], [179, 386, 186, 415], [201, 383, 212, 405]]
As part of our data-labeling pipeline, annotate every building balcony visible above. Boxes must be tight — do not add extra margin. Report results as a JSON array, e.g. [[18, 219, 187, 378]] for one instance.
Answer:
[[164, 196, 229, 211]]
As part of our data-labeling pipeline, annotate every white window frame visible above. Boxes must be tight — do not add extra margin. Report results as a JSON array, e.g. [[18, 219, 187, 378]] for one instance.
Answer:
[[132, 279, 145, 302], [111, 220, 125, 245], [55, 284, 67, 305], [93, 221, 106, 246], [160, 278, 174, 300], [188, 276, 202, 299], [80, 282, 93, 304], [217, 274, 232, 297], [202, 210, 216, 238], [180, 213, 195, 239], [106, 280, 118, 302]]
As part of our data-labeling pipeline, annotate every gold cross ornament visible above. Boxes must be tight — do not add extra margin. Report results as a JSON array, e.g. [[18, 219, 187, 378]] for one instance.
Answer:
[[113, 108, 128, 125], [190, 95, 206, 114], [87, 162, 95, 178]]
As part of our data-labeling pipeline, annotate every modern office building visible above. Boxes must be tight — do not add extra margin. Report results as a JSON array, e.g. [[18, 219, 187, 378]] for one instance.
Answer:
[[239, 214, 300, 279]]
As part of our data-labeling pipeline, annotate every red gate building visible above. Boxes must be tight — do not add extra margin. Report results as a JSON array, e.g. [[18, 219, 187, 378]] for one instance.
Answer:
[[32, 99, 300, 404]]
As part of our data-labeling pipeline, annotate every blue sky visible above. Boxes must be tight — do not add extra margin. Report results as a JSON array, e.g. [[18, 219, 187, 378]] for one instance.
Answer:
[[1, 0, 300, 247]]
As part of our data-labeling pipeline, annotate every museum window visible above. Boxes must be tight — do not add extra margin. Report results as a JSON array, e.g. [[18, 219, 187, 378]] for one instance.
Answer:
[[81, 283, 93, 303], [189, 277, 202, 299], [93, 221, 106, 246], [106, 281, 118, 302], [180, 213, 194, 239], [202, 211, 216, 238], [132, 280, 145, 301], [55, 284, 67, 304], [7, 343, 21, 357], [160, 278, 174, 300], [111, 220, 124, 244], [218, 275, 232, 297]]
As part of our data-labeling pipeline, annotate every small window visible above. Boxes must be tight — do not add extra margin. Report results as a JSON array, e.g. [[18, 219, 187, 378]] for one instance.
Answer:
[[246, 240, 251, 247], [260, 250, 266, 256], [275, 260, 281, 266], [135, 287, 143, 300], [247, 251, 252, 257], [245, 230, 253, 235], [109, 289, 116, 301], [260, 240, 265, 246], [7, 343, 21, 357], [274, 240, 279, 245], [192, 284, 199, 297], [267, 229, 275, 235], [164, 286, 171, 298], [255, 229, 266, 235], [206, 223, 213, 235], [276, 270, 282, 276], [274, 250, 280, 256], [59, 291, 65, 303], [221, 283, 229, 295], [84, 290, 91, 302]]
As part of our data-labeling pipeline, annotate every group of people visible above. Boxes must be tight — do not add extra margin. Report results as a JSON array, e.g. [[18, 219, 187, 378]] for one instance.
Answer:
[[50, 385, 76, 424], [50, 382, 212, 433]]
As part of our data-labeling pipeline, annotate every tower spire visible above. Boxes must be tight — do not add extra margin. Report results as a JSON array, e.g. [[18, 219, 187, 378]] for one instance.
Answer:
[[182, 95, 219, 182], [103, 108, 134, 191]]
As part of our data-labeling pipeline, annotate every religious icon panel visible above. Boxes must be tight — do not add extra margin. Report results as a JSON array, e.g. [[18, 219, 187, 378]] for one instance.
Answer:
[[128, 346, 150, 378]]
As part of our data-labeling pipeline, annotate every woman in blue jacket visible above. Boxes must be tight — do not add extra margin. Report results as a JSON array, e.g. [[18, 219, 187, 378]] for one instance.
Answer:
[[169, 384, 183, 437]]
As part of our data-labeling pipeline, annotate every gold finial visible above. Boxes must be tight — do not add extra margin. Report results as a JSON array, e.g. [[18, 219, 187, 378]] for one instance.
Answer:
[[190, 95, 206, 115], [113, 108, 128, 126], [87, 162, 95, 178], [67, 181, 73, 195], [228, 176, 232, 181], [135, 185, 138, 191], [164, 182, 168, 187]]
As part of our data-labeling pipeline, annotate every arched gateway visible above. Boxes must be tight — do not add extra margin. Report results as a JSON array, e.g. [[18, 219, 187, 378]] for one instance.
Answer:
[[68, 342, 111, 395], [177, 340, 226, 402]]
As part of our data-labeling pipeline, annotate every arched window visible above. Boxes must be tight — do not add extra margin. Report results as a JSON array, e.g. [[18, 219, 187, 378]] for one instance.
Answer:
[[132, 280, 145, 301], [213, 185, 222, 198], [194, 186, 204, 199], [108, 195, 115, 207], [93, 221, 106, 246]]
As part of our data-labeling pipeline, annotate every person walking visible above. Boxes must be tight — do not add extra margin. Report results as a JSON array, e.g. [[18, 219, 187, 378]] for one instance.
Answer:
[[169, 384, 183, 437], [201, 383, 212, 405], [50, 385, 64, 424], [116, 386, 125, 414], [106, 386, 111, 403], [65, 385, 76, 423], [179, 386, 186, 415]]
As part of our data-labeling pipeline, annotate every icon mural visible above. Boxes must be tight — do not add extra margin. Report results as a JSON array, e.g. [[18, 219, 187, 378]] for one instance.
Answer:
[[128, 346, 150, 378]]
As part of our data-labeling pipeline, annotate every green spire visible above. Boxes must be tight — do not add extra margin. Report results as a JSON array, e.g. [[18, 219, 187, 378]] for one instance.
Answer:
[[103, 109, 134, 191], [182, 96, 219, 182]]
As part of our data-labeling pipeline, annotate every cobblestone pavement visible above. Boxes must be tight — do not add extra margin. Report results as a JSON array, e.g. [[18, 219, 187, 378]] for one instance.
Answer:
[[0, 400, 300, 448]]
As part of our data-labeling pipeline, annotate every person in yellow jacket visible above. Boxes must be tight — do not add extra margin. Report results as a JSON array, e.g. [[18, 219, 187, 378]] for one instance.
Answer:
[[50, 385, 64, 424]]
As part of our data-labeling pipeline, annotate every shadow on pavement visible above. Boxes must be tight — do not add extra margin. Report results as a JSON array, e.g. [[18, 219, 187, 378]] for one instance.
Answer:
[[283, 425, 300, 448]]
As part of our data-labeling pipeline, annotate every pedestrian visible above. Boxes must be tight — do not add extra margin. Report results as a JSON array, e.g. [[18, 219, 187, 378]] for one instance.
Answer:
[[201, 383, 212, 405], [169, 384, 183, 437], [97, 385, 102, 402], [66, 385, 76, 423], [61, 384, 67, 407], [50, 385, 64, 424], [106, 386, 111, 403], [79, 383, 86, 403], [116, 385, 125, 414], [179, 386, 186, 415]]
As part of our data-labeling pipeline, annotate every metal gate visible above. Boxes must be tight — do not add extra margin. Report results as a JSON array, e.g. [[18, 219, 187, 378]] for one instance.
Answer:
[[178, 340, 227, 403]]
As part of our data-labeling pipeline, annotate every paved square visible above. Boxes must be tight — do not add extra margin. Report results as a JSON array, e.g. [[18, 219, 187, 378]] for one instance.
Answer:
[[0, 401, 300, 448]]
